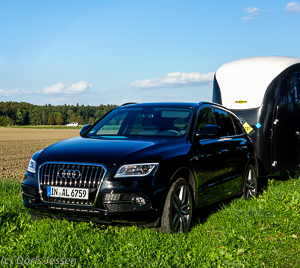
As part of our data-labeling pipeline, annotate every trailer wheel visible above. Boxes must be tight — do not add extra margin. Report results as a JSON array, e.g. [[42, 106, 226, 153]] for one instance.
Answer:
[[243, 164, 257, 199]]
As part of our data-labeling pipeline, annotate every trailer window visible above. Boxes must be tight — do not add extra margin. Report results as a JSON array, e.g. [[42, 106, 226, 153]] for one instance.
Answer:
[[279, 71, 300, 105], [214, 109, 235, 136]]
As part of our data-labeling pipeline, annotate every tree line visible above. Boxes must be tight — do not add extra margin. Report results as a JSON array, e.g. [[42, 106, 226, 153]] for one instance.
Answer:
[[0, 101, 118, 126]]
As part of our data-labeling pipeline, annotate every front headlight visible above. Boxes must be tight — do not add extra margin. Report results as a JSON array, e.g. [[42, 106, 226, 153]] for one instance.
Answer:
[[115, 163, 159, 178], [27, 158, 36, 174], [26, 149, 43, 174]]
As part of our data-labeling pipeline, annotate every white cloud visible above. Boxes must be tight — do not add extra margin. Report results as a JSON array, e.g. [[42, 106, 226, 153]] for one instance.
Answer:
[[0, 88, 40, 96], [242, 6, 261, 21], [130, 72, 214, 89], [285, 2, 300, 12], [244, 7, 260, 15], [0, 88, 24, 96], [43, 81, 92, 95]]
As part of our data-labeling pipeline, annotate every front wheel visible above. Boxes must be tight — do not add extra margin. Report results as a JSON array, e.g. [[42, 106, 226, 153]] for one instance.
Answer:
[[161, 178, 193, 233], [243, 164, 257, 199]]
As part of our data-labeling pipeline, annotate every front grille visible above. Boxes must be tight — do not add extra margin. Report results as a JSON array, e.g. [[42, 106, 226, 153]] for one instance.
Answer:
[[39, 163, 106, 206]]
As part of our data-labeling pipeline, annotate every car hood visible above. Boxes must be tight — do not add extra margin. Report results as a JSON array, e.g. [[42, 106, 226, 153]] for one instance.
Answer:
[[37, 136, 187, 166]]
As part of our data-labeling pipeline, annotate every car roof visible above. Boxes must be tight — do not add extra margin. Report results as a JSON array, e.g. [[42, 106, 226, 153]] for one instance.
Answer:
[[116, 102, 225, 109]]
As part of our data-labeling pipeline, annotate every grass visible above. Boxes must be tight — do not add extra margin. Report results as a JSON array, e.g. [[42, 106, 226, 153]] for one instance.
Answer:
[[1, 176, 300, 267]]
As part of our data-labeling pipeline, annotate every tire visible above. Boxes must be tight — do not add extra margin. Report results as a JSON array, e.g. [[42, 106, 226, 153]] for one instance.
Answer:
[[161, 178, 193, 233], [242, 164, 257, 199]]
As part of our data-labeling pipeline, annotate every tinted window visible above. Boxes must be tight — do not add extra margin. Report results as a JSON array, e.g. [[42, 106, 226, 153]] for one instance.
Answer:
[[87, 107, 192, 137], [278, 71, 300, 105], [214, 109, 235, 136], [196, 108, 216, 132], [230, 114, 244, 135], [96, 112, 128, 135]]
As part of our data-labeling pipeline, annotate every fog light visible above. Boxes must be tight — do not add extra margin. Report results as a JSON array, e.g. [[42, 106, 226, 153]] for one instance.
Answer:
[[132, 196, 146, 207]]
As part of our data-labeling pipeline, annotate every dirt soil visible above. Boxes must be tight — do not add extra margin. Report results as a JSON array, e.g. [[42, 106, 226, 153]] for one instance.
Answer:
[[0, 128, 79, 181]]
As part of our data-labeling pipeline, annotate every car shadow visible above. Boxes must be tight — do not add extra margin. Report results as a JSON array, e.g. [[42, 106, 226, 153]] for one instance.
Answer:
[[190, 173, 296, 228], [190, 197, 236, 228]]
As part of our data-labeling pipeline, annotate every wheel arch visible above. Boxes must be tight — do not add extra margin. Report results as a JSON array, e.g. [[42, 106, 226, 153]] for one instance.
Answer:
[[170, 167, 196, 202], [244, 157, 258, 178]]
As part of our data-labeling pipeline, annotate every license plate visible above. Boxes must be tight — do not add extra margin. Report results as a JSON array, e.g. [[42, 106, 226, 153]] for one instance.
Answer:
[[47, 186, 89, 200]]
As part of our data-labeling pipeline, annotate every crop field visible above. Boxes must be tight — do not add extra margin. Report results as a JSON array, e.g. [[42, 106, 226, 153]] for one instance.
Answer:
[[0, 127, 79, 180]]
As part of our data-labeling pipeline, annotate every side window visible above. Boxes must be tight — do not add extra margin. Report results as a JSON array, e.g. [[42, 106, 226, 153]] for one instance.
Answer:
[[278, 71, 300, 105], [96, 112, 127, 135], [196, 108, 216, 132], [230, 114, 244, 135], [214, 109, 235, 136]]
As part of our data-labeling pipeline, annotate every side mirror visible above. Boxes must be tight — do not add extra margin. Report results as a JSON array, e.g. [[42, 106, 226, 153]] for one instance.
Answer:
[[195, 125, 222, 140], [79, 124, 91, 136]]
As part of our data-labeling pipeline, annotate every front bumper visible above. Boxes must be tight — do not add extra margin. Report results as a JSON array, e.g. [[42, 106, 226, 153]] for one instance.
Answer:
[[22, 169, 167, 226]]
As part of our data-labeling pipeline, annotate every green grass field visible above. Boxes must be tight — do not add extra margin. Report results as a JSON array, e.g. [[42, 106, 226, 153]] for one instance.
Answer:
[[1, 176, 300, 267]]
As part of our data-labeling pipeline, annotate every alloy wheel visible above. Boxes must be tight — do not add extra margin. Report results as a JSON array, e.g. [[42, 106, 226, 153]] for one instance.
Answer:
[[245, 168, 257, 199], [171, 185, 192, 233]]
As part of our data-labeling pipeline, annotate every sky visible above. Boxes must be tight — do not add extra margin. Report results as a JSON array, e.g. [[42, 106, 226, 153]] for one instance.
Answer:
[[1, 0, 300, 106]]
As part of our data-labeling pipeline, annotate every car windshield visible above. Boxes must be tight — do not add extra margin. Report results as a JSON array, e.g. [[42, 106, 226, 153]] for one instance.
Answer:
[[86, 107, 193, 137]]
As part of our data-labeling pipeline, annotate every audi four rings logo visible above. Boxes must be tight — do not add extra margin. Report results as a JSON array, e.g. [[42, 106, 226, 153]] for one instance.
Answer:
[[57, 169, 82, 179]]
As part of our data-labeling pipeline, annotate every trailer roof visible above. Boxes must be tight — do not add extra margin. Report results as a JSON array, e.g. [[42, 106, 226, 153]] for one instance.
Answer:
[[215, 56, 300, 109]]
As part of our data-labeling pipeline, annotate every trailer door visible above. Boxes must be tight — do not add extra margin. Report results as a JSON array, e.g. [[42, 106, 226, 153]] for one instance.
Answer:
[[274, 71, 300, 171]]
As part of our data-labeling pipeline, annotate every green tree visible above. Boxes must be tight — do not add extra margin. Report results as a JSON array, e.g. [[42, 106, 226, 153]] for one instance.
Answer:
[[67, 109, 76, 123], [56, 114, 64, 125], [53, 112, 61, 122], [76, 115, 83, 125], [6, 116, 14, 126], [16, 109, 23, 125], [47, 114, 55, 125], [0, 116, 7, 126], [42, 110, 46, 125], [89, 117, 95, 124]]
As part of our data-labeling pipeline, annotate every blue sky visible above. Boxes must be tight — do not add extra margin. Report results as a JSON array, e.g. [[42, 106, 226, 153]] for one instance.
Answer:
[[1, 0, 300, 106]]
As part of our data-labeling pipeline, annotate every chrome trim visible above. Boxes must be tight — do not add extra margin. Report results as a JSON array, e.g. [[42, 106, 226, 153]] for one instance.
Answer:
[[38, 162, 107, 207]]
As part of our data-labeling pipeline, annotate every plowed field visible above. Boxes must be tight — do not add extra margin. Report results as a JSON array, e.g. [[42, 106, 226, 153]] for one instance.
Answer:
[[0, 128, 79, 181]]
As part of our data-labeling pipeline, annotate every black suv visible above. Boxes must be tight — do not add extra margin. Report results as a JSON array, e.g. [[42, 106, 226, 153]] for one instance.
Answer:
[[22, 102, 257, 233]]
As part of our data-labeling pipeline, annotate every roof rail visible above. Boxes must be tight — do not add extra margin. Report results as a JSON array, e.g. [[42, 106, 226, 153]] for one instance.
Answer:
[[121, 102, 137, 106], [198, 101, 224, 108]]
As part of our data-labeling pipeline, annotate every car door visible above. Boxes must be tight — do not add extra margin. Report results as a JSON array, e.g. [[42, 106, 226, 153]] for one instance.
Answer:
[[213, 108, 248, 199], [190, 107, 229, 206]]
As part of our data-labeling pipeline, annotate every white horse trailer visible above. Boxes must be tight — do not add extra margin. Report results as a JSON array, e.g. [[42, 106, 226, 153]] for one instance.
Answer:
[[213, 56, 300, 176]]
